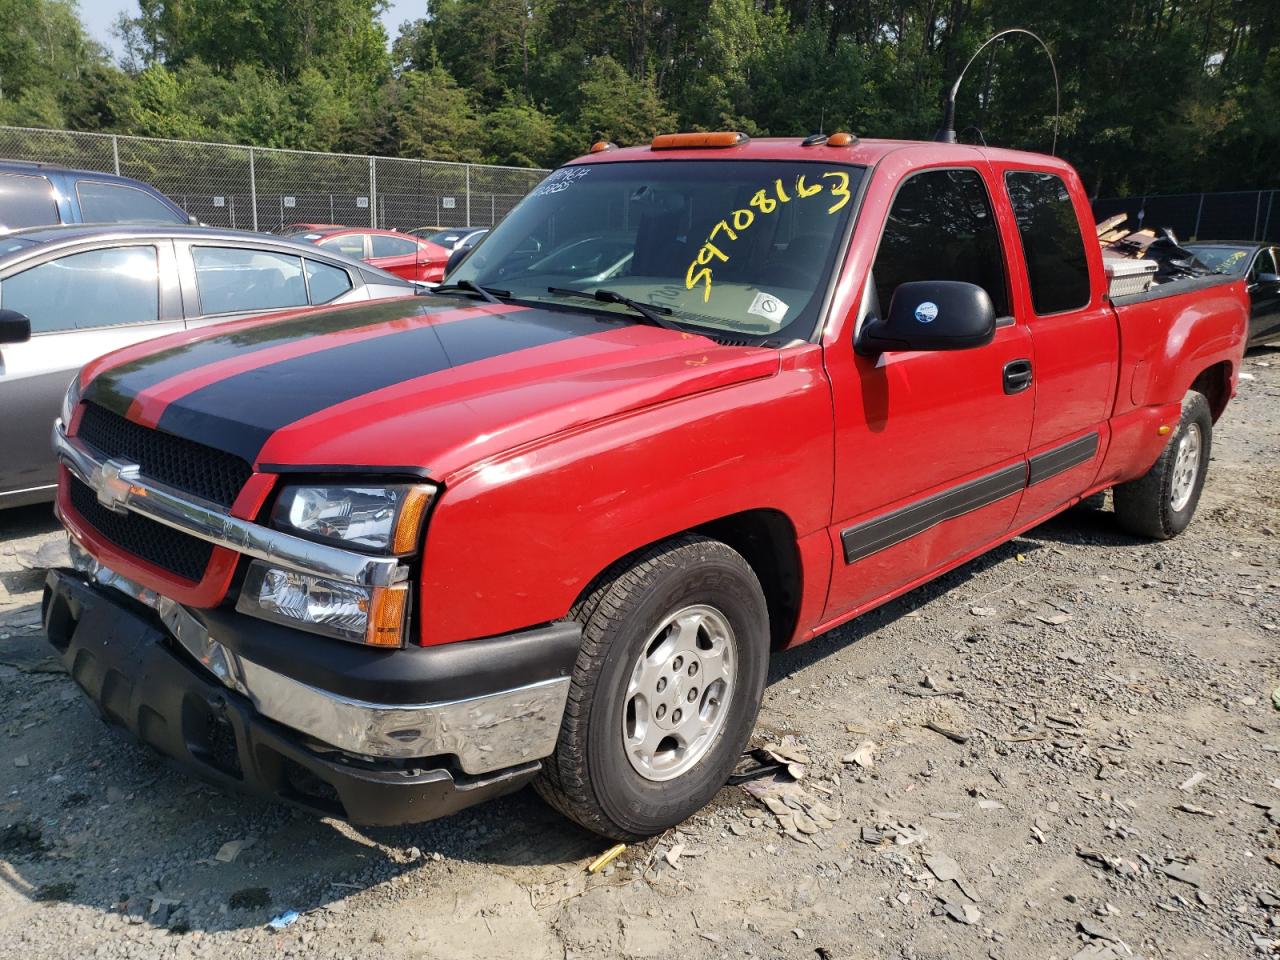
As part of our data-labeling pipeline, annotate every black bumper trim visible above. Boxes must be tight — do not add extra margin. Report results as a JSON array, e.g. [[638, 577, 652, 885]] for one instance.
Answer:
[[42, 571, 539, 826], [190, 604, 581, 706]]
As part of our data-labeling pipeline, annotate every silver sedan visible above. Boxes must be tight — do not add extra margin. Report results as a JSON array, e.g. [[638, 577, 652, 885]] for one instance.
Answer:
[[0, 225, 415, 508]]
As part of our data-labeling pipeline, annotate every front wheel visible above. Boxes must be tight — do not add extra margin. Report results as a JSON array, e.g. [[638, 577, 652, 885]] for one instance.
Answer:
[[1113, 391, 1213, 540], [534, 535, 769, 840]]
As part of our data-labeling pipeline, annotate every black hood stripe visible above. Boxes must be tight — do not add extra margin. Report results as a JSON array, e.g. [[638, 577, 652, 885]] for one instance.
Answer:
[[85, 299, 450, 417], [154, 308, 607, 464]]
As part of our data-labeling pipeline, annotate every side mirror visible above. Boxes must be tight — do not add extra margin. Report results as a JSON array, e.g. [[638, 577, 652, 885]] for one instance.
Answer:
[[856, 281, 996, 356], [444, 245, 470, 278], [0, 309, 31, 345]]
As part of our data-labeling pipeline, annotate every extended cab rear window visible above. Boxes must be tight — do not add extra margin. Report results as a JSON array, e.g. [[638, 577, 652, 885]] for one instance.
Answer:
[[450, 159, 864, 342], [1004, 171, 1091, 315]]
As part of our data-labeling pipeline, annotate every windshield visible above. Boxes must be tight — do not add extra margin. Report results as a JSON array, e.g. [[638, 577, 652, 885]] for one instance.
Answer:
[[1185, 244, 1251, 274], [450, 159, 864, 340]]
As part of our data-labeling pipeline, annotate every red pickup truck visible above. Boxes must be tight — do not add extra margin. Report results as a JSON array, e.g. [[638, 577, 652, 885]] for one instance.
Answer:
[[43, 133, 1249, 841]]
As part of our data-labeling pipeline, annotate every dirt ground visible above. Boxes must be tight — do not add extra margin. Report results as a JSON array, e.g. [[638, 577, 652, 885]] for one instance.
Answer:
[[1, 348, 1277, 960]]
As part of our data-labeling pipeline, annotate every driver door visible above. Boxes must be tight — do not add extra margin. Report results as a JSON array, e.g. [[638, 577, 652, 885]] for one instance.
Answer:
[[823, 164, 1034, 619]]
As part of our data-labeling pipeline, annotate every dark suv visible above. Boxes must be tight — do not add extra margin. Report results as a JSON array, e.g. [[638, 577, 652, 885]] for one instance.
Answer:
[[0, 160, 190, 231]]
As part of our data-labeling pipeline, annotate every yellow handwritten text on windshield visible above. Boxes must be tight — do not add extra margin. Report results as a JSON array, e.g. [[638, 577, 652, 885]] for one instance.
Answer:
[[686, 171, 851, 303]]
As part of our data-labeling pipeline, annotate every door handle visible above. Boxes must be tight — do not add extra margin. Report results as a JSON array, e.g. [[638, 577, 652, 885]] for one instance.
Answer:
[[1003, 358, 1033, 395]]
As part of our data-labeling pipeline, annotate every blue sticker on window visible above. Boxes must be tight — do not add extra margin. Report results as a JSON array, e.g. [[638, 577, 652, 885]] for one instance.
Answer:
[[914, 301, 938, 324]]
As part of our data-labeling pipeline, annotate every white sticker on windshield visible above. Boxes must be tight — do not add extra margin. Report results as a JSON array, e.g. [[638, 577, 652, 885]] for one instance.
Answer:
[[747, 291, 789, 327], [533, 167, 591, 198]]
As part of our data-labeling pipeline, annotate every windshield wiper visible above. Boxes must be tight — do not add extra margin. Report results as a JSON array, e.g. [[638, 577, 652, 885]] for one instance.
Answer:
[[429, 280, 509, 303], [546, 287, 680, 330]]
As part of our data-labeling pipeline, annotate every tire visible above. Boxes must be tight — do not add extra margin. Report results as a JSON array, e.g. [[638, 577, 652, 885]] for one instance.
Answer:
[[534, 535, 770, 840], [1113, 391, 1212, 540]]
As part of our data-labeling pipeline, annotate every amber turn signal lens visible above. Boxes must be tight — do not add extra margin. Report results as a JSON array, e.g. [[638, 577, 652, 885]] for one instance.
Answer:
[[651, 131, 748, 150], [365, 583, 409, 647], [391, 484, 436, 554], [826, 131, 857, 146]]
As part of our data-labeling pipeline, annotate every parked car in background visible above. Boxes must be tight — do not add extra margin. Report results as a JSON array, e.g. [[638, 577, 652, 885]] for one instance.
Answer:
[[276, 222, 344, 235], [0, 160, 191, 232], [410, 225, 489, 254], [1184, 241, 1280, 347], [288, 226, 449, 282], [0, 225, 414, 507]]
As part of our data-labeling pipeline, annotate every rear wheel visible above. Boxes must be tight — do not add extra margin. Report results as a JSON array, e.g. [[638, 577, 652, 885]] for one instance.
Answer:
[[1113, 391, 1212, 540], [534, 535, 769, 840]]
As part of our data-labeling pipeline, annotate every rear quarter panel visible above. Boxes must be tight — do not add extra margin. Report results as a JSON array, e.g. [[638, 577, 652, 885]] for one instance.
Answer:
[[418, 345, 835, 646], [1099, 279, 1248, 483]]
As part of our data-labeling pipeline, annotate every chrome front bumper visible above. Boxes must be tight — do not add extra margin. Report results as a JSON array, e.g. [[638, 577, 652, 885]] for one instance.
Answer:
[[65, 536, 570, 778], [53, 419, 401, 588]]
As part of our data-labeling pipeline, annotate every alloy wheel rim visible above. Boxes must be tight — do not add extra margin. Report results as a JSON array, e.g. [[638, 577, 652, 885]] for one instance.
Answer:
[[1169, 422, 1202, 512], [621, 604, 737, 782]]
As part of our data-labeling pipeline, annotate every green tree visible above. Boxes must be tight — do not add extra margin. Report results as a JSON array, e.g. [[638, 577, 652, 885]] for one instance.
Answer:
[[118, 63, 211, 139], [117, 0, 391, 86], [0, 0, 124, 129], [575, 55, 676, 146], [380, 65, 485, 162], [483, 99, 561, 167]]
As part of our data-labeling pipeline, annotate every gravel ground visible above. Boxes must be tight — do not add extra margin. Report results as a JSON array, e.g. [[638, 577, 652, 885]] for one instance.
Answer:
[[1, 348, 1277, 960]]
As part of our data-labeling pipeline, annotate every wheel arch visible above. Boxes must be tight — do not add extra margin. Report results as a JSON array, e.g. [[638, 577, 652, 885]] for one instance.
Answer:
[[1189, 360, 1233, 421], [572, 508, 804, 652]]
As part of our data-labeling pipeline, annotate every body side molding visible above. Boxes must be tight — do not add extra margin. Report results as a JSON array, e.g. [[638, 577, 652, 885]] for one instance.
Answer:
[[841, 463, 1026, 564], [1028, 432, 1100, 487]]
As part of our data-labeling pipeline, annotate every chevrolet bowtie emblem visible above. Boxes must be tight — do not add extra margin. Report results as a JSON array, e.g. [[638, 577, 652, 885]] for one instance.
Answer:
[[95, 459, 142, 514]]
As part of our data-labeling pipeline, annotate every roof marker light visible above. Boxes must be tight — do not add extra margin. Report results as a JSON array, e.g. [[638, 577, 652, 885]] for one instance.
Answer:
[[589, 141, 617, 153], [651, 132, 748, 150]]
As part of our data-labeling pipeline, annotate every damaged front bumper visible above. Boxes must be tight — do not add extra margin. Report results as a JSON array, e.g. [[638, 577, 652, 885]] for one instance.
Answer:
[[42, 565, 579, 826]]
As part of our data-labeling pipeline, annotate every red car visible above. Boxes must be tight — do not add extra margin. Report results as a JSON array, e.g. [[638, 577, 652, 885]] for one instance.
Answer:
[[45, 132, 1249, 840], [290, 226, 449, 282]]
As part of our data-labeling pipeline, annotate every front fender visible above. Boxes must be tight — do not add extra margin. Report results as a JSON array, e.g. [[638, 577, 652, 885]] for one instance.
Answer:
[[418, 348, 833, 645]]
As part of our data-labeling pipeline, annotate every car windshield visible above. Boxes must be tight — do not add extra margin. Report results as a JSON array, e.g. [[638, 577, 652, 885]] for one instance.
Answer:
[[450, 159, 864, 340], [429, 230, 464, 244], [1185, 244, 1252, 274]]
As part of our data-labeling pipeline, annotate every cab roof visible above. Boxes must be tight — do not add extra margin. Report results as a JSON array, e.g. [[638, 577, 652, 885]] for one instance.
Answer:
[[567, 135, 1074, 176]]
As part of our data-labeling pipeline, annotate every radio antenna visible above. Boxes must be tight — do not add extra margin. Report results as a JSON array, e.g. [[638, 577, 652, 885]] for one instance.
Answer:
[[933, 27, 1060, 155]]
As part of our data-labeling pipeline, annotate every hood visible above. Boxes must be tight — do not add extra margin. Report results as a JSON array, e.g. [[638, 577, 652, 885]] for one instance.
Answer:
[[82, 296, 779, 481]]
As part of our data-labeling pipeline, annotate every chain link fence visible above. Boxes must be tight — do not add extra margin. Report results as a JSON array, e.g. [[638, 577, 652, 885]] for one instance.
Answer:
[[1092, 190, 1280, 243], [0, 125, 549, 233]]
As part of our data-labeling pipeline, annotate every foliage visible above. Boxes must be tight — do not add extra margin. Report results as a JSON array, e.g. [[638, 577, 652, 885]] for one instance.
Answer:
[[0, 0, 1276, 192]]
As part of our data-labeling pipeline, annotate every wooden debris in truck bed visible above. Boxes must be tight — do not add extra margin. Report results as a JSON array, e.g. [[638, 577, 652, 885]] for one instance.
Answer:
[[1095, 213, 1128, 236], [1106, 229, 1158, 258]]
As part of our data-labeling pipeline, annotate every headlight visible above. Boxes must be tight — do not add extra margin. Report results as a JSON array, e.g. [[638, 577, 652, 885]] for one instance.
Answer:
[[237, 482, 433, 646], [236, 560, 409, 647], [271, 483, 435, 553], [61, 374, 81, 426]]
